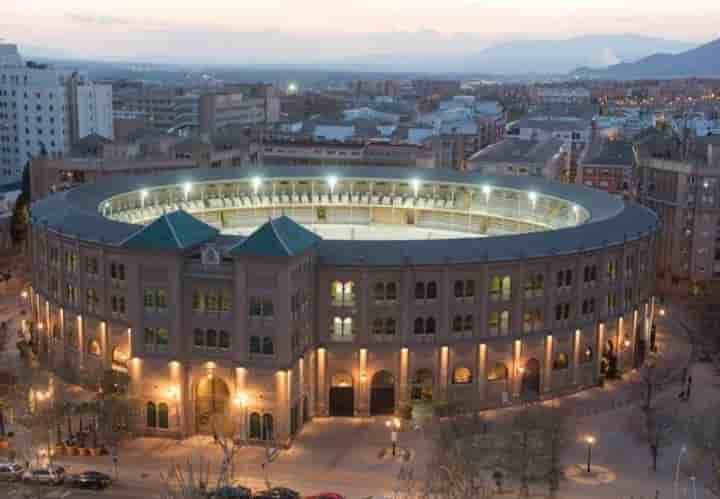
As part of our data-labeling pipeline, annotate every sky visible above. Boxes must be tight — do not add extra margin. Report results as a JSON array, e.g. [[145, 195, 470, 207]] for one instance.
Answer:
[[2, 1, 720, 64]]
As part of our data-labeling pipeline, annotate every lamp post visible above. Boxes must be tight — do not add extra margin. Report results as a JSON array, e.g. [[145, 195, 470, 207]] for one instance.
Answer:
[[585, 435, 596, 473], [386, 417, 401, 457], [674, 445, 687, 499], [690, 476, 697, 499]]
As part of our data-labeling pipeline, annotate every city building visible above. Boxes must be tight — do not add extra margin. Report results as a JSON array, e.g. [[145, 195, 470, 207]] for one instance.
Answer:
[[0, 44, 113, 184], [29, 166, 658, 446], [577, 139, 635, 195], [466, 138, 566, 178], [533, 87, 592, 105], [635, 132, 720, 294]]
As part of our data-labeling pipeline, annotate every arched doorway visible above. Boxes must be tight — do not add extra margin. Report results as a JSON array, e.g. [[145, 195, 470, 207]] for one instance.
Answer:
[[521, 358, 541, 399], [411, 368, 433, 401], [329, 372, 354, 417], [370, 370, 395, 415], [196, 376, 230, 434]]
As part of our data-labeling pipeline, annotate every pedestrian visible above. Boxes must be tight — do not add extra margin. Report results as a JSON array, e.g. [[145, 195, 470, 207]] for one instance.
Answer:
[[685, 375, 692, 401]]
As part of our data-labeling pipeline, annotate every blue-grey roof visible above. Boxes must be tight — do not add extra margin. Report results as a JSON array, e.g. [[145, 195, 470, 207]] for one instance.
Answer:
[[229, 216, 321, 257], [29, 165, 658, 265], [121, 210, 219, 251]]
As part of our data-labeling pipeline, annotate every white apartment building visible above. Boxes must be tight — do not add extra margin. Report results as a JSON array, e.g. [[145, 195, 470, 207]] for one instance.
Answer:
[[0, 44, 113, 184]]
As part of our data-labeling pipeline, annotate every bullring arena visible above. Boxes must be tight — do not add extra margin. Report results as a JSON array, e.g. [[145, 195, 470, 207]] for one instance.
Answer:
[[27, 165, 659, 446]]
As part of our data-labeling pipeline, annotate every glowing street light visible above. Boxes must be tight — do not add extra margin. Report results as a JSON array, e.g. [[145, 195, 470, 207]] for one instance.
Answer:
[[140, 189, 149, 209], [410, 178, 421, 198], [287, 82, 298, 94], [585, 435, 596, 472], [659, 307, 666, 317], [234, 392, 249, 407], [528, 191, 538, 207], [252, 176, 262, 195], [183, 182, 192, 201], [327, 175, 338, 194], [385, 417, 402, 457]]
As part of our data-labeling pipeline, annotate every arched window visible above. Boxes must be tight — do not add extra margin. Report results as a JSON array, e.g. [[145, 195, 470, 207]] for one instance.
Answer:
[[553, 352, 569, 370], [331, 280, 343, 305], [262, 337, 274, 355], [146, 402, 157, 428], [343, 281, 355, 305], [464, 315, 473, 332], [452, 315, 462, 332], [487, 362, 508, 381], [426, 281, 437, 300], [465, 280, 475, 298], [386, 282, 397, 301], [372, 318, 383, 336], [500, 310, 510, 334], [426, 317, 436, 334], [206, 292, 219, 312], [249, 412, 261, 439], [385, 318, 396, 336], [581, 346, 593, 363], [415, 282, 425, 300], [454, 280, 464, 298], [219, 330, 230, 349], [249, 336, 261, 354], [192, 291, 204, 312], [262, 414, 274, 441], [112, 347, 128, 367], [158, 403, 169, 429], [373, 282, 385, 302], [342, 317, 353, 337], [206, 329, 218, 348], [489, 276, 501, 300], [414, 317, 424, 335], [453, 367, 473, 384], [88, 339, 101, 356], [411, 369, 433, 400], [501, 276, 512, 301], [193, 328, 205, 347]]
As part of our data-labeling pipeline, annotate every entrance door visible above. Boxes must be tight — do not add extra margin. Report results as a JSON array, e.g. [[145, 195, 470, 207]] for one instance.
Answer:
[[329, 372, 354, 417], [196, 377, 230, 434], [521, 358, 541, 399], [370, 370, 395, 415]]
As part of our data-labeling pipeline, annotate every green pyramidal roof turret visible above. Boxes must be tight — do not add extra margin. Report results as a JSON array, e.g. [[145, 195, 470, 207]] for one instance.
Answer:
[[229, 215, 322, 257], [120, 210, 219, 251]]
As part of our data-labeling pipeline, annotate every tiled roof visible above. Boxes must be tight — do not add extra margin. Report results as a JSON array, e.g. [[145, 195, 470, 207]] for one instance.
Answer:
[[121, 210, 219, 251], [229, 215, 321, 257]]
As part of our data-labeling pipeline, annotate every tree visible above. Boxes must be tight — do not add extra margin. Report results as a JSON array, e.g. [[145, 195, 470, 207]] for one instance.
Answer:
[[10, 163, 31, 249]]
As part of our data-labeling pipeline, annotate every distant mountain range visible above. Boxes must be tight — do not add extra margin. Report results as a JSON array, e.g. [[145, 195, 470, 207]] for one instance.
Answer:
[[323, 35, 694, 75], [572, 38, 720, 79]]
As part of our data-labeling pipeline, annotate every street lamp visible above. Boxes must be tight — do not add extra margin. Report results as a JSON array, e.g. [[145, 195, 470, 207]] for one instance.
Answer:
[[528, 191, 538, 209], [482, 184, 491, 203], [183, 182, 192, 202], [327, 176, 338, 195], [410, 178, 421, 198], [585, 435, 596, 472], [234, 392, 249, 440], [385, 417, 401, 457], [140, 189, 148, 209], [252, 177, 262, 195], [659, 308, 666, 317], [674, 445, 688, 499]]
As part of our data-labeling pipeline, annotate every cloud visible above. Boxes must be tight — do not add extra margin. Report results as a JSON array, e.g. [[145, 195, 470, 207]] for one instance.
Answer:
[[65, 13, 135, 25]]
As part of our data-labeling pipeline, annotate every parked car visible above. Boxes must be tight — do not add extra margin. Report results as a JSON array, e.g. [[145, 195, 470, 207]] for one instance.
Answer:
[[0, 462, 24, 481], [304, 494, 346, 499], [21, 466, 65, 485], [67, 470, 112, 489], [208, 485, 252, 498], [253, 487, 301, 499]]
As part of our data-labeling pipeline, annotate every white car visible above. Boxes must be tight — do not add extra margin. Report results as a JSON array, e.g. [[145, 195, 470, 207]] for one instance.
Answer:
[[21, 466, 65, 485], [0, 462, 24, 481]]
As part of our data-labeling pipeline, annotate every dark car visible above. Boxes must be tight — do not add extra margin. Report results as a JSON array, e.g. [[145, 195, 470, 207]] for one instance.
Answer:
[[67, 470, 112, 489], [0, 462, 24, 481], [304, 494, 346, 499], [208, 485, 253, 498], [253, 487, 301, 499]]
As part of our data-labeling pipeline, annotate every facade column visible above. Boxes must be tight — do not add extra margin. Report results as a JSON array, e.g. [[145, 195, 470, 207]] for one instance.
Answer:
[[542, 335, 553, 395], [358, 348, 368, 416], [512, 339, 522, 398], [100, 321, 109, 369], [439, 345, 449, 402], [317, 347, 327, 416], [168, 361, 184, 437], [275, 370, 289, 444], [596, 322, 605, 381], [58, 307, 65, 365], [616, 317, 624, 372], [572, 329, 581, 385], [477, 344, 487, 403], [307, 352, 316, 418], [298, 358, 305, 423], [631, 309, 639, 368], [399, 347, 409, 407], [77, 315, 84, 369], [235, 367, 247, 439]]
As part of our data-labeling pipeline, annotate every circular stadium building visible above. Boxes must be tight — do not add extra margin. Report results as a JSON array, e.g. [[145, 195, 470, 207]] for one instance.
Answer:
[[28, 165, 659, 446]]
